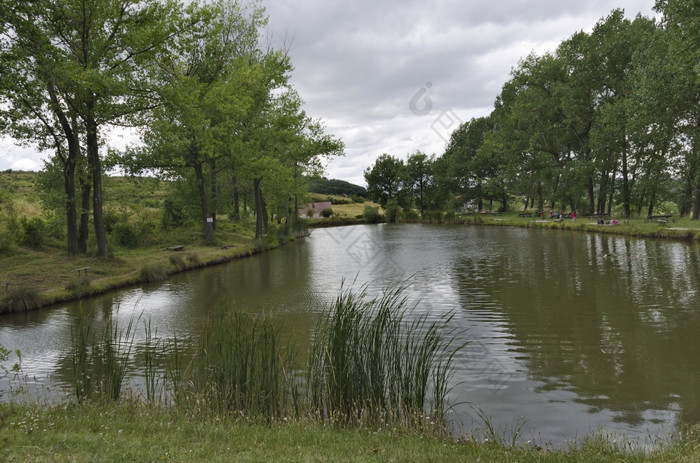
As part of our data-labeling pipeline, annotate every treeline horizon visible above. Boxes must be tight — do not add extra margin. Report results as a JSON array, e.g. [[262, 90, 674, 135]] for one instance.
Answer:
[[364, 1, 698, 219]]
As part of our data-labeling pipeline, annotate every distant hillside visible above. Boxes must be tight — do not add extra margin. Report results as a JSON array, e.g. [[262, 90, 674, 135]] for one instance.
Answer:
[[308, 178, 367, 197]]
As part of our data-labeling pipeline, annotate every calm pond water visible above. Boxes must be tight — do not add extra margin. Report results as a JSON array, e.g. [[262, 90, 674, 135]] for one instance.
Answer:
[[2, 224, 699, 445]]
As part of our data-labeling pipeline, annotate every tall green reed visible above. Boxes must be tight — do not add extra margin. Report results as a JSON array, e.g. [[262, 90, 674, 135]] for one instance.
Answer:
[[307, 284, 462, 429], [177, 309, 297, 420], [70, 306, 135, 402]]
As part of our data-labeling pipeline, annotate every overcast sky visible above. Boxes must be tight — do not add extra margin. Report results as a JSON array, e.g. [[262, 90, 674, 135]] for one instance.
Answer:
[[0, 0, 658, 186]]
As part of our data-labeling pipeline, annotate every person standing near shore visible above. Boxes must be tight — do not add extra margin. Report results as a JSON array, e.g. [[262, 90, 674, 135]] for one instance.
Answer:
[[572, 211, 576, 221]]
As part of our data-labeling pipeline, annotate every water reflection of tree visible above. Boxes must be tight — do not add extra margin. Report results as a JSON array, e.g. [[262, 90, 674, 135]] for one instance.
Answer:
[[456, 231, 700, 429]]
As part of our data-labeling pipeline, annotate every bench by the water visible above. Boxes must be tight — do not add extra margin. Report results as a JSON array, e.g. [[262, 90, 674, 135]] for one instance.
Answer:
[[646, 214, 673, 224], [76, 267, 90, 276], [166, 245, 185, 251]]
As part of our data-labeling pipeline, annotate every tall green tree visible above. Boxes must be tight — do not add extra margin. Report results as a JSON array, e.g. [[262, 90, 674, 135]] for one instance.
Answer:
[[654, 0, 700, 218], [1, 0, 179, 257], [363, 154, 404, 207], [404, 152, 433, 214], [135, 0, 265, 243]]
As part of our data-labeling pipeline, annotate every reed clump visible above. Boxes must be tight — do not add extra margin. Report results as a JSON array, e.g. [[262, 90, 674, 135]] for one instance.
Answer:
[[140, 263, 168, 282], [174, 309, 298, 421], [307, 284, 461, 430], [70, 307, 135, 402], [1, 286, 41, 313], [62, 284, 461, 435]]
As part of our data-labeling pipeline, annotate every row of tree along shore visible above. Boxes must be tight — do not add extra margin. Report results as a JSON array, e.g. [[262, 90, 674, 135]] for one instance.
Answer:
[[364, 2, 699, 222]]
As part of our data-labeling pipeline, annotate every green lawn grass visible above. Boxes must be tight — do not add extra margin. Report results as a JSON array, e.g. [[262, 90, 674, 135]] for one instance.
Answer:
[[1, 401, 698, 462]]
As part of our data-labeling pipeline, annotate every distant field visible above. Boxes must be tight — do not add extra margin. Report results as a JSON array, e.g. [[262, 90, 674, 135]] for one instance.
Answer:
[[308, 192, 383, 218]]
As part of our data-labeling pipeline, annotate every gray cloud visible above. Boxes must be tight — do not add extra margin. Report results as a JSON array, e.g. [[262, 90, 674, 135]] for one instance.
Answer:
[[1, 0, 657, 187], [264, 0, 658, 186]]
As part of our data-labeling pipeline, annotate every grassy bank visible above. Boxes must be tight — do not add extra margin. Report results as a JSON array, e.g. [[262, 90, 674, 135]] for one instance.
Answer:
[[473, 212, 700, 241], [2, 401, 699, 462]]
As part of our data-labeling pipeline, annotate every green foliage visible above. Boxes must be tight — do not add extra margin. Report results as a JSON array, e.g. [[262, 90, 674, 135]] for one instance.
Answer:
[[140, 263, 168, 282], [2, 286, 41, 314], [292, 218, 309, 235], [112, 223, 139, 249], [364, 153, 405, 207], [65, 275, 91, 293], [103, 207, 125, 234], [168, 254, 187, 271], [308, 177, 367, 197], [0, 231, 14, 256], [422, 210, 443, 224], [161, 198, 186, 230], [186, 253, 201, 266], [19, 217, 46, 250], [385, 200, 400, 223], [362, 205, 380, 223], [320, 207, 333, 218], [402, 209, 420, 223]]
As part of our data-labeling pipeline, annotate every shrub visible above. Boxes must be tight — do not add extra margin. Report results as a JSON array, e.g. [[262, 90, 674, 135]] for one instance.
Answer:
[[321, 207, 333, 218], [422, 210, 443, 224], [275, 223, 291, 244], [362, 205, 380, 223], [162, 198, 185, 229], [403, 209, 420, 223], [169, 254, 187, 271], [351, 195, 365, 203], [102, 207, 123, 233], [292, 218, 309, 236], [2, 286, 41, 313], [253, 237, 270, 252], [65, 274, 91, 293], [140, 263, 168, 282], [112, 222, 139, 248], [0, 231, 14, 256], [137, 220, 157, 245], [20, 217, 46, 249], [45, 215, 66, 240], [385, 200, 400, 223]]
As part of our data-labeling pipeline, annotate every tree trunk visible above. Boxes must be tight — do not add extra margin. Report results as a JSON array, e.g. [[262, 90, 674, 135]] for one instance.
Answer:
[[693, 166, 700, 220], [231, 176, 240, 221], [586, 177, 595, 215], [85, 112, 109, 258], [210, 161, 217, 230], [254, 177, 265, 239], [47, 83, 80, 256], [621, 144, 631, 219], [194, 161, 216, 242], [62, 156, 79, 256], [285, 196, 291, 224], [79, 171, 91, 254]]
